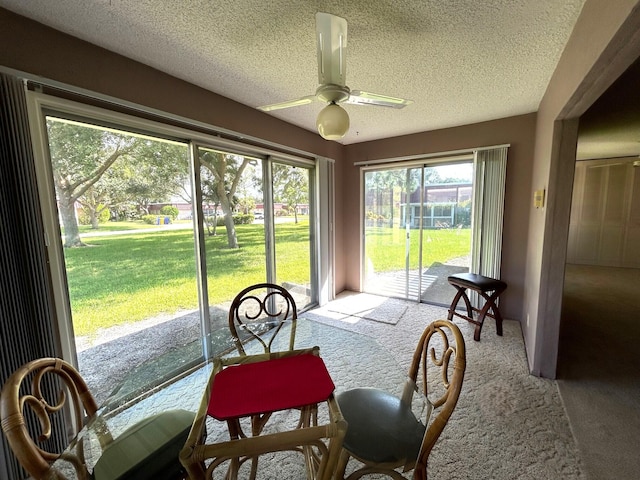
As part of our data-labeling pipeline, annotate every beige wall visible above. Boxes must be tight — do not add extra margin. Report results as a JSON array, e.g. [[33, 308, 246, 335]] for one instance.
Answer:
[[343, 114, 537, 322], [523, 0, 640, 376]]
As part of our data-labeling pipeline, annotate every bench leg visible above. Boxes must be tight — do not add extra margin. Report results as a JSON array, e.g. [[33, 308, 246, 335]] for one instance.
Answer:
[[488, 290, 505, 336], [448, 286, 473, 320], [475, 290, 504, 341]]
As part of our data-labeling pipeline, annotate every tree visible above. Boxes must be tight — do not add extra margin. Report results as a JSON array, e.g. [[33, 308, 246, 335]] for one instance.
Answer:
[[47, 119, 138, 247], [364, 169, 408, 227], [160, 205, 179, 220], [199, 149, 253, 248], [364, 168, 441, 227], [47, 118, 189, 246], [200, 170, 223, 236], [235, 162, 261, 216], [236, 196, 256, 215], [77, 185, 111, 228], [273, 165, 308, 224], [121, 141, 189, 217]]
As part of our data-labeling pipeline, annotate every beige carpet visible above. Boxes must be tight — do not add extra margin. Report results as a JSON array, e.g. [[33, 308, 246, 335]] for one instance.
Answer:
[[303, 294, 586, 479], [174, 295, 585, 479], [326, 292, 408, 325], [90, 292, 586, 479]]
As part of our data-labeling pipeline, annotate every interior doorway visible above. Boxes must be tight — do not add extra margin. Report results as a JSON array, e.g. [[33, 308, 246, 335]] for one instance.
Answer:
[[557, 54, 640, 480]]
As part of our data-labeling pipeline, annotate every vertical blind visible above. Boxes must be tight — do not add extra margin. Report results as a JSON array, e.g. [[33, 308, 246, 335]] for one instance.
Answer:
[[470, 146, 508, 306], [0, 73, 66, 479]]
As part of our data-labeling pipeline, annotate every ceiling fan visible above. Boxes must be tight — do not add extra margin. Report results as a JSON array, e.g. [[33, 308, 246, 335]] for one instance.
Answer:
[[257, 12, 413, 141]]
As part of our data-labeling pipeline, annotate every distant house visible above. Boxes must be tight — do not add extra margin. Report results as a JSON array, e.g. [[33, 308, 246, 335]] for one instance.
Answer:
[[254, 203, 310, 216], [401, 183, 472, 228]]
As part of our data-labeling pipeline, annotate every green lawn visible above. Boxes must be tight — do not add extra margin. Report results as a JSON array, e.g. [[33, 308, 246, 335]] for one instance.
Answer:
[[65, 222, 309, 336], [69, 221, 161, 234], [64, 222, 468, 336], [365, 226, 471, 270]]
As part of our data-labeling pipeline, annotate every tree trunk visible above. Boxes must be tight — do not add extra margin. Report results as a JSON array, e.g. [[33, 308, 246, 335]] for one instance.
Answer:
[[212, 207, 219, 236], [59, 197, 84, 247], [223, 211, 238, 248], [90, 208, 99, 229], [218, 193, 238, 248]]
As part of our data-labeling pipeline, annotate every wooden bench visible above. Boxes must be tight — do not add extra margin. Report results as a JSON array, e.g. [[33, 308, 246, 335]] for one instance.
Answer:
[[447, 273, 507, 341]]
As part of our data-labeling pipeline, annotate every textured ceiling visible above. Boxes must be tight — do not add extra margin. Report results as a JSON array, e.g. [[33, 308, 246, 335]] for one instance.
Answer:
[[1, 0, 588, 145]]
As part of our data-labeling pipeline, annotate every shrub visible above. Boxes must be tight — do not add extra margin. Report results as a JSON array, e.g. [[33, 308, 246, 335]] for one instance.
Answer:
[[454, 200, 472, 227], [78, 206, 111, 225], [204, 213, 254, 226], [232, 213, 254, 225], [142, 215, 158, 225], [365, 210, 387, 221], [205, 215, 226, 227], [160, 205, 179, 220]]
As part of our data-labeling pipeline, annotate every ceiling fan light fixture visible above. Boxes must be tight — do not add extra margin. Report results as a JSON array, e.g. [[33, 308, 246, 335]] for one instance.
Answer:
[[316, 102, 350, 140], [256, 13, 411, 138]]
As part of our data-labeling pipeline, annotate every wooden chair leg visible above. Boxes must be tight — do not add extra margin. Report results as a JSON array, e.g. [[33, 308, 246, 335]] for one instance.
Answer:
[[335, 448, 350, 480]]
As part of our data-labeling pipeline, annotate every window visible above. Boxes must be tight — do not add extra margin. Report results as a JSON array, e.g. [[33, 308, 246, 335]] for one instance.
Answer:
[[28, 92, 320, 407]]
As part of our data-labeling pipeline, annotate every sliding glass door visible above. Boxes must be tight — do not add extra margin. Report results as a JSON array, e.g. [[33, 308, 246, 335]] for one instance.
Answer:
[[419, 163, 473, 305], [272, 162, 314, 308], [363, 166, 422, 299], [363, 160, 473, 305], [45, 116, 201, 404], [193, 150, 314, 355], [32, 98, 319, 406], [196, 146, 267, 357]]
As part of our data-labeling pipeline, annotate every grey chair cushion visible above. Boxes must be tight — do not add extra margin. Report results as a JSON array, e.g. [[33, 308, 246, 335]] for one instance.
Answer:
[[93, 409, 195, 480], [337, 388, 425, 464]]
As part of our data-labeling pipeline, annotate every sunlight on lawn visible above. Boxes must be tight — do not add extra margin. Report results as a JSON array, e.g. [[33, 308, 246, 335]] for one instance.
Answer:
[[66, 222, 310, 336], [366, 227, 471, 270], [66, 221, 467, 337]]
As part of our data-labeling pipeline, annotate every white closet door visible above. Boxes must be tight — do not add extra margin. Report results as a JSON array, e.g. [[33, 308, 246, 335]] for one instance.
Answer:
[[623, 170, 640, 266], [568, 159, 639, 267]]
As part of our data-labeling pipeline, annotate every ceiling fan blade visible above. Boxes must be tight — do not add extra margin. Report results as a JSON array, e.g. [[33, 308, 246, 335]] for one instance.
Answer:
[[316, 12, 347, 87], [257, 96, 316, 112], [347, 90, 413, 109]]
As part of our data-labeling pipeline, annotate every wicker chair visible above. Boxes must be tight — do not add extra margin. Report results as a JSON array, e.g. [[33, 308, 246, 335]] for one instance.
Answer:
[[226, 283, 306, 478], [335, 319, 466, 480], [179, 347, 346, 480], [228, 282, 298, 356], [1, 357, 193, 480], [0, 358, 103, 479]]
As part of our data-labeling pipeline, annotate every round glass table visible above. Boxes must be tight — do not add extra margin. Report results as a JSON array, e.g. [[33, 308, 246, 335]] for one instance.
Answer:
[[46, 317, 425, 479]]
